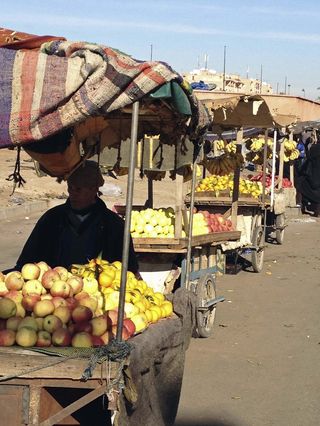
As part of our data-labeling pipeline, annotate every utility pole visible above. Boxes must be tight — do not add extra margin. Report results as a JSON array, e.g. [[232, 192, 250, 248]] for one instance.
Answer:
[[284, 76, 287, 94], [222, 45, 227, 91], [260, 64, 263, 94], [276, 82, 279, 94], [288, 84, 291, 95], [302, 88, 305, 98], [150, 44, 153, 61]]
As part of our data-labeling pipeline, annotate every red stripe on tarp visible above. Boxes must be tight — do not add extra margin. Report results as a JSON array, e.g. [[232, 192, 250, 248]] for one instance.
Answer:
[[17, 50, 39, 143], [38, 55, 68, 138]]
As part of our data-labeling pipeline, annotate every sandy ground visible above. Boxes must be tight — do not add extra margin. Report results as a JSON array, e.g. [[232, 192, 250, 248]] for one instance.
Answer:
[[0, 149, 319, 426]]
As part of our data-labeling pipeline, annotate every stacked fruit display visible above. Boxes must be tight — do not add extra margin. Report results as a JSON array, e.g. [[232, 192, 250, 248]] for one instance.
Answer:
[[245, 137, 274, 165], [196, 174, 264, 198], [192, 210, 234, 234], [250, 173, 293, 188], [130, 208, 175, 238], [0, 260, 173, 348]]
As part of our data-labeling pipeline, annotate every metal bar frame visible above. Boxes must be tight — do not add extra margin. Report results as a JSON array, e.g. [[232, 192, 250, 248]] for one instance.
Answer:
[[116, 101, 139, 341]]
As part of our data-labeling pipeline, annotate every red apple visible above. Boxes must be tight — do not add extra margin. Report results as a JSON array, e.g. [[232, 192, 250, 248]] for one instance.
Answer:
[[73, 321, 93, 333], [36, 261, 51, 281], [0, 297, 17, 319], [22, 279, 44, 296], [123, 318, 136, 337], [53, 306, 71, 324], [52, 328, 72, 347], [92, 335, 104, 347], [78, 296, 98, 313], [90, 315, 108, 336], [0, 281, 8, 297], [65, 297, 78, 311], [100, 330, 113, 345], [74, 291, 90, 301], [6, 290, 23, 305], [5, 271, 25, 291], [72, 306, 93, 323], [33, 299, 55, 318], [0, 329, 16, 346], [22, 294, 41, 312], [67, 276, 83, 295], [21, 263, 41, 281], [36, 330, 52, 347], [43, 314, 63, 333], [53, 266, 69, 281], [111, 325, 131, 340], [41, 294, 53, 301], [52, 296, 68, 309], [71, 332, 93, 348], [50, 281, 71, 298], [16, 327, 37, 347], [105, 309, 118, 326], [6, 316, 22, 331], [18, 316, 39, 331], [41, 269, 61, 290]]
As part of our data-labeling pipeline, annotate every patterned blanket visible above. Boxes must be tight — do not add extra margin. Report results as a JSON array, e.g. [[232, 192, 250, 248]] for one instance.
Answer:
[[0, 36, 207, 149]]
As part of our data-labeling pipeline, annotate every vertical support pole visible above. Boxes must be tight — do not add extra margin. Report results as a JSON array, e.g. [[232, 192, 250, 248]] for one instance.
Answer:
[[116, 101, 139, 342], [185, 144, 201, 288], [146, 177, 153, 208], [289, 130, 295, 186], [270, 129, 278, 210], [174, 174, 184, 239], [261, 129, 268, 205], [278, 133, 285, 189], [231, 127, 243, 227]]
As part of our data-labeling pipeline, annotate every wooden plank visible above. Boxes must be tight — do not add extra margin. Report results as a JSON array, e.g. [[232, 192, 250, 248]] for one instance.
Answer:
[[0, 350, 118, 380], [39, 388, 80, 425], [29, 385, 41, 425]]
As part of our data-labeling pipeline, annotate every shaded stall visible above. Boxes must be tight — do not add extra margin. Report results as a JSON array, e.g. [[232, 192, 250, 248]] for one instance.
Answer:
[[0, 28, 210, 425]]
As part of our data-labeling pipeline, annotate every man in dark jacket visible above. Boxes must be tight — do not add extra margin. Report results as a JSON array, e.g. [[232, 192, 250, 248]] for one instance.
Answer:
[[16, 161, 139, 273]]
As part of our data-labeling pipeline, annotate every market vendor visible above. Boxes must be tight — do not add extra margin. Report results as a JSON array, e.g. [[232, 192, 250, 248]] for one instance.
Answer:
[[15, 160, 139, 273]]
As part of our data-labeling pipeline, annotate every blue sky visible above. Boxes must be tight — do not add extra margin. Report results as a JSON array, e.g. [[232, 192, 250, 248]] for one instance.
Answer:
[[2, 0, 320, 99]]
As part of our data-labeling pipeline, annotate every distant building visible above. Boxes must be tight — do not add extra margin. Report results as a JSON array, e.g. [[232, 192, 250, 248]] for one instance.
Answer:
[[182, 68, 273, 95]]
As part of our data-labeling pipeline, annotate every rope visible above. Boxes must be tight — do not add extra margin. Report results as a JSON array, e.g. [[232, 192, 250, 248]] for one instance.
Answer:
[[81, 340, 132, 381], [6, 146, 26, 195]]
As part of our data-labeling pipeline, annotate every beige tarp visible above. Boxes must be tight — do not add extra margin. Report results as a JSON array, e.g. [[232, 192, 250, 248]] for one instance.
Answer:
[[195, 92, 320, 128]]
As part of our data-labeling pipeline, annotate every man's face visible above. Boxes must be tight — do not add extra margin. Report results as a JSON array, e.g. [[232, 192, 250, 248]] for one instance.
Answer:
[[67, 183, 98, 210]]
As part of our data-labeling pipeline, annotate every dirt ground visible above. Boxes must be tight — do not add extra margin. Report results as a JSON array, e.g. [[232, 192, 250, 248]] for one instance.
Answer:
[[0, 149, 319, 426]]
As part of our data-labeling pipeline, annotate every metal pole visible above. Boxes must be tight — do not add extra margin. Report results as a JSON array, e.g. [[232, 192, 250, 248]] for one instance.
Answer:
[[262, 130, 268, 206], [270, 129, 277, 210], [185, 144, 201, 287], [116, 101, 139, 342], [260, 64, 263, 94], [222, 45, 226, 91], [284, 76, 287, 95], [150, 44, 153, 61]]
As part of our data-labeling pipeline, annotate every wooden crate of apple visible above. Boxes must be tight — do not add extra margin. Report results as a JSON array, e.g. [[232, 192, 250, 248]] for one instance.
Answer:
[[0, 259, 173, 348]]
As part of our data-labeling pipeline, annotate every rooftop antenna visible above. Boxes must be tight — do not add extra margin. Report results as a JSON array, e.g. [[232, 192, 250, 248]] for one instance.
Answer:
[[204, 53, 208, 70]]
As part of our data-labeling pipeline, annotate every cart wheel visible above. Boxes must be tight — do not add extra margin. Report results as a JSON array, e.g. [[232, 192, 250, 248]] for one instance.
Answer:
[[275, 214, 285, 245], [195, 274, 217, 338], [251, 225, 265, 273]]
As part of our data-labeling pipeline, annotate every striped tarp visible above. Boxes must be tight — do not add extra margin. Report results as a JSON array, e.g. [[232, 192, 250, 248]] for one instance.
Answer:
[[0, 36, 194, 148]]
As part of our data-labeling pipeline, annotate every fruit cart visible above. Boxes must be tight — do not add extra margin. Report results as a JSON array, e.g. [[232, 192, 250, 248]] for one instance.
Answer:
[[0, 27, 227, 425]]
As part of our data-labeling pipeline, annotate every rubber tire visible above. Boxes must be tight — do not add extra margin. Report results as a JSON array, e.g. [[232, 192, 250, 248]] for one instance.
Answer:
[[251, 225, 265, 273], [195, 274, 217, 338], [275, 214, 285, 245]]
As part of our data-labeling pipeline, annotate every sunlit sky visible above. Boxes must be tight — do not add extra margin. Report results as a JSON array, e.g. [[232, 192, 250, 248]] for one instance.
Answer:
[[2, 0, 320, 99]]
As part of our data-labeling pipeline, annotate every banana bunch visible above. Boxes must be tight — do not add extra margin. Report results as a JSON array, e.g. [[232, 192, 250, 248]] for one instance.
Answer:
[[204, 152, 244, 176], [245, 137, 273, 152], [215, 139, 225, 151], [224, 141, 237, 154], [283, 139, 299, 162], [70, 257, 111, 279]]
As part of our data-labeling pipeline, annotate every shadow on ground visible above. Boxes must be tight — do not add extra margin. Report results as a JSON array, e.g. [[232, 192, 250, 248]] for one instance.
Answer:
[[175, 419, 240, 426]]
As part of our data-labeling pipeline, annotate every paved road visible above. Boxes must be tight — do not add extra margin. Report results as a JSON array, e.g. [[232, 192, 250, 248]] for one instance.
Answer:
[[0, 209, 319, 426], [175, 217, 320, 426]]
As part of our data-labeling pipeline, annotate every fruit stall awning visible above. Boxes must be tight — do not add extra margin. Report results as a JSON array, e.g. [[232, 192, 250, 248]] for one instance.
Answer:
[[195, 92, 320, 129], [0, 28, 209, 177]]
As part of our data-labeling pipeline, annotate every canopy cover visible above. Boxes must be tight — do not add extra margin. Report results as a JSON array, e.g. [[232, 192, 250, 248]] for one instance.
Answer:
[[0, 28, 208, 149]]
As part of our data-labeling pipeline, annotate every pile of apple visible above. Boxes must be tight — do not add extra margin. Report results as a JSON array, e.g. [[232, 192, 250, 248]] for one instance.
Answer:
[[196, 174, 264, 198], [192, 210, 234, 234], [250, 173, 293, 188], [130, 208, 175, 238], [0, 259, 173, 348]]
